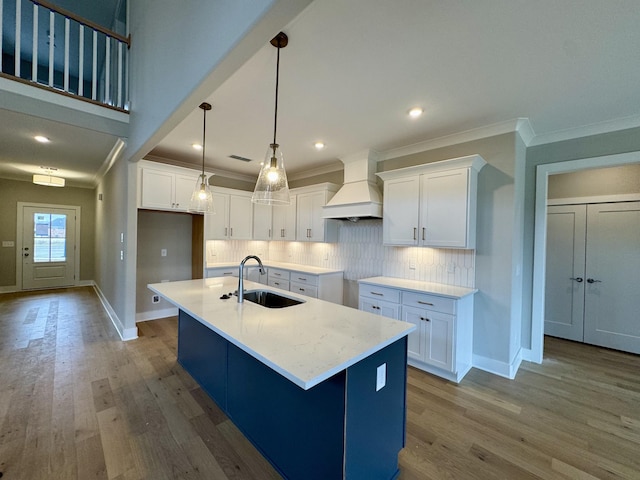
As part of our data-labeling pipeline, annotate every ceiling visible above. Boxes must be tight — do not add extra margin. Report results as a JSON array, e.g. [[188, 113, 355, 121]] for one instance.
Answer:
[[2, 0, 640, 187]]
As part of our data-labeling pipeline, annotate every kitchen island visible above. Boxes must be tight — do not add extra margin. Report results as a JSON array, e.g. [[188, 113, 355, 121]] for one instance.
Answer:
[[148, 277, 415, 480]]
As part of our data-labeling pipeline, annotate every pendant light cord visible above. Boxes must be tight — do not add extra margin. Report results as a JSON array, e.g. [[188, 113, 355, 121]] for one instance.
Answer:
[[272, 42, 280, 149], [201, 107, 207, 176]]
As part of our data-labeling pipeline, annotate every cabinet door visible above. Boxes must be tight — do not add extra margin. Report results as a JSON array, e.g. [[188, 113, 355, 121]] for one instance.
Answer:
[[174, 174, 197, 211], [296, 193, 315, 241], [383, 176, 420, 245], [420, 168, 469, 248], [206, 193, 230, 239], [253, 203, 273, 240], [273, 196, 297, 240], [359, 297, 400, 320], [141, 168, 174, 209], [423, 310, 454, 372], [228, 195, 253, 240], [402, 305, 428, 361]]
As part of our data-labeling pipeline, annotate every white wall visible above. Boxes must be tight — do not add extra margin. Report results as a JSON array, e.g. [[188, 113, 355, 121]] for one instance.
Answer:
[[124, 0, 313, 164]]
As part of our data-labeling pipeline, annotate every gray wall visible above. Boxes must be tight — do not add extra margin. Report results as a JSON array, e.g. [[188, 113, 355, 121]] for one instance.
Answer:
[[381, 133, 521, 367], [136, 210, 193, 315], [95, 157, 136, 337], [0, 178, 95, 287], [548, 163, 640, 199], [522, 125, 640, 348]]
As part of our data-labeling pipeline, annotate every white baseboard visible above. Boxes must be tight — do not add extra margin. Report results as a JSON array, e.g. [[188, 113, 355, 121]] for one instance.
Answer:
[[473, 348, 523, 379], [77, 279, 95, 287], [521, 347, 541, 364], [0, 285, 19, 293], [93, 284, 138, 341], [136, 307, 178, 322]]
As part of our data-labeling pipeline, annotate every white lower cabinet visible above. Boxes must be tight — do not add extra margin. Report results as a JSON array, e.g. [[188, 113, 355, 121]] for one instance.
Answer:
[[359, 279, 475, 383]]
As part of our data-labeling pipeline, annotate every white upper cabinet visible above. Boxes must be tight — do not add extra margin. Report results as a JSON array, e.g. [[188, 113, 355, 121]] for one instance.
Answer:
[[138, 161, 201, 212], [272, 195, 297, 241], [294, 184, 339, 243], [206, 187, 253, 240], [377, 155, 486, 249], [253, 203, 273, 241]]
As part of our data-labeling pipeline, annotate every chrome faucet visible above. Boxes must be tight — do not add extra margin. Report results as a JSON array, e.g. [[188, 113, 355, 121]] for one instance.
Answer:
[[237, 255, 266, 303]]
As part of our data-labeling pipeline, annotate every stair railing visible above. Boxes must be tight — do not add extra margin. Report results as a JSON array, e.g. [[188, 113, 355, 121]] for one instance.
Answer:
[[0, 0, 130, 111]]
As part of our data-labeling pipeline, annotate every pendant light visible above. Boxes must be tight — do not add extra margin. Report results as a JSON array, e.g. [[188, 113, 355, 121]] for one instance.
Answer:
[[188, 102, 215, 213], [252, 32, 291, 205]]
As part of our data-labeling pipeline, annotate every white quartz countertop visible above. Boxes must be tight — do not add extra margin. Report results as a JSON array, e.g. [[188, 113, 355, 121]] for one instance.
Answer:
[[148, 278, 414, 390], [358, 276, 477, 299], [205, 261, 343, 275]]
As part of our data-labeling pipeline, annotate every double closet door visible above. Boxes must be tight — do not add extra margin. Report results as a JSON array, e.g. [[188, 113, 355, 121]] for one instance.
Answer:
[[544, 202, 640, 354]]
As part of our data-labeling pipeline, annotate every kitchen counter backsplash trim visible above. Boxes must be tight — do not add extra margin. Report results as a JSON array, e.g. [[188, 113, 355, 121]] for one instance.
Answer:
[[206, 220, 474, 288]]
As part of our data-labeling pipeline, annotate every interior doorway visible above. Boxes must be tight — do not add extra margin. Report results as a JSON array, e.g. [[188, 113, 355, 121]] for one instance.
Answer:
[[17, 202, 81, 290], [531, 152, 640, 363]]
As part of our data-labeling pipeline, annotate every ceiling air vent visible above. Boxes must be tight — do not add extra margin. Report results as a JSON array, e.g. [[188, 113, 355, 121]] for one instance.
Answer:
[[229, 154, 253, 162]]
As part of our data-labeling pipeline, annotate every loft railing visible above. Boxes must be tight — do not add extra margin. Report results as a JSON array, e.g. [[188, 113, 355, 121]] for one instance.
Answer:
[[0, 0, 129, 111]]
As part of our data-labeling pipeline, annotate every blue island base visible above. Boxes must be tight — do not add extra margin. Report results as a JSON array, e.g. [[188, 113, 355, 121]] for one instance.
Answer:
[[178, 310, 408, 480]]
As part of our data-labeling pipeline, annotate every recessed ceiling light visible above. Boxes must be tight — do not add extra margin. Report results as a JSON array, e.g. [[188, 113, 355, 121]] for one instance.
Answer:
[[314, 142, 325, 150], [192, 143, 203, 151], [408, 107, 423, 119], [34, 135, 50, 143]]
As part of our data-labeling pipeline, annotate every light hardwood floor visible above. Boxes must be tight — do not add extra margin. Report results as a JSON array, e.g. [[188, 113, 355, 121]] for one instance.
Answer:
[[0, 287, 638, 479]]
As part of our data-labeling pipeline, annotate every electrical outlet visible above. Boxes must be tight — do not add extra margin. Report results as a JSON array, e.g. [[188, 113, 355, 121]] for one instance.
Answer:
[[151, 295, 160, 304], [2, 241, 14, 247], [376, 363, 386, 391], [161, 248, 167, 257], [409, 259, 416, 270]]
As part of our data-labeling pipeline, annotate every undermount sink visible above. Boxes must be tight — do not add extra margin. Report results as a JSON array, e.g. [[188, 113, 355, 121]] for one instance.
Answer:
[[241, 290, 305, 308]]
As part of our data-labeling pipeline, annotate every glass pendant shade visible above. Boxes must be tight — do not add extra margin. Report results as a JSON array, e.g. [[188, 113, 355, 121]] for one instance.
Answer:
[[188, 102, 215, 213], [189, 173, 214, 213], [252, 143, 290, 205]]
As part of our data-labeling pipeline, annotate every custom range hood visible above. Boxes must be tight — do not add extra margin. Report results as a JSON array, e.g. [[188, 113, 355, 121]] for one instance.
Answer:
[[322, 150, 382, 222]]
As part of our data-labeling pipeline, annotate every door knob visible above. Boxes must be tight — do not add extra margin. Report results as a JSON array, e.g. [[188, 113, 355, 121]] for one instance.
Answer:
[[570, 277, 583, 283], [586, 278, 602, 284], [24, 253, 29, 257]]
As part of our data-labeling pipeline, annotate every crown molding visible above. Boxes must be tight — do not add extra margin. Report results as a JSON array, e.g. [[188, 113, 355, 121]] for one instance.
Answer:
[[380, 118, 527, 161], [528, 114, 640, 146], [141, 154, 257, 182]]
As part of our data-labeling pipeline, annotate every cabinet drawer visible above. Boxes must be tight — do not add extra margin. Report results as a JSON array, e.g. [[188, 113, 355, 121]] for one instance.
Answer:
[[290, 282, 318, 298], [268, 268, 290, 282], [402, 291, 455, 315], [207, 268, 237, 278], [268, 278, 290, 290], [289, 273, 318, 286], [358, 284, 401, 304]]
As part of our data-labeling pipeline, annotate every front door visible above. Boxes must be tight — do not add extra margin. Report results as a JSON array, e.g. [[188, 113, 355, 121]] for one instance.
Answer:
[[22, 206, 77, 289]]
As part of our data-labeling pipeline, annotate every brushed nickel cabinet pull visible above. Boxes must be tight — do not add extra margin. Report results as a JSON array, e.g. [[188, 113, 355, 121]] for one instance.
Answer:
[[417, 300, 434, 306], [422, 227, 425, 241], [413, 227, 417, 240], [371, 292, 384, 296]]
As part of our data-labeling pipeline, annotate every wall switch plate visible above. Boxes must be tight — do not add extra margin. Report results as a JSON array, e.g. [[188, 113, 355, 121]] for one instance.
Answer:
[[409, 259, 416, 269], [2, 241, 15, 247], [376, 363, 386, 391], [120, 232, 124, 243], [161, 249, 167, 257], [120, 250, 123, 260]]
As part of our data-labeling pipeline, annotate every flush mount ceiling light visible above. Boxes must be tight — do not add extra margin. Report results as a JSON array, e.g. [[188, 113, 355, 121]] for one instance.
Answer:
[[34, 135, 50, 143], [408, 107, 424, 119], [314, 142, 325, 150], [252, 32, 291, 205], [188, 102, 215, 213], [33, 166, 65, 187]]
